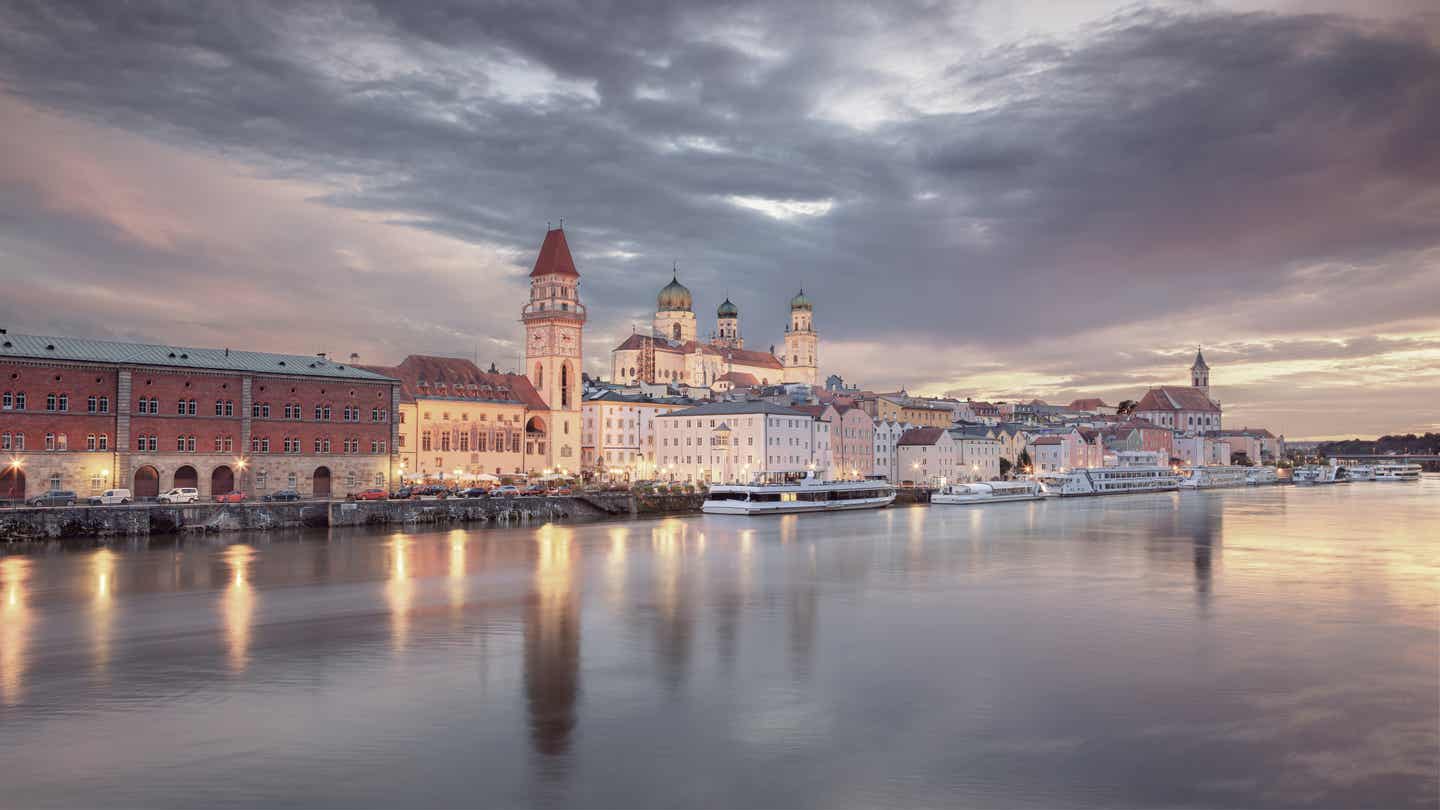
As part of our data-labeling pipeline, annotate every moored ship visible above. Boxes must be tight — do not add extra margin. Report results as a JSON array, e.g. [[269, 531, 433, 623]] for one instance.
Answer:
[[1246, 466, 1280, 485], [931, 480, 1045, 505], [1293, 465, 1342, 485], [702, 477, 896, 515], [1035, 466, 1179, 497], [1179, 466, 1251, 489], [1372, 462, 1422, 482]]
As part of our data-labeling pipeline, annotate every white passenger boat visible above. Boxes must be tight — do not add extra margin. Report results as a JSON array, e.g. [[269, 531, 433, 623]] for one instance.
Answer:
[[701, 477, 896, 515], [1179, 466, 1251, 489], [1246, 466, 1280, 485], [1293, 465, 1340, 485], [1344, 465, 1375, 481], [931, 480, 1045, 505], [1035, 466, 1179, 497], [1372, 462, 1422, 482]]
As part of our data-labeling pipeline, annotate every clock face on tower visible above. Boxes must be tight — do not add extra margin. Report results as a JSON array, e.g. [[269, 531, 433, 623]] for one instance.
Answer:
[[528, 330, 548, 356], [557, 327, 579, 357]]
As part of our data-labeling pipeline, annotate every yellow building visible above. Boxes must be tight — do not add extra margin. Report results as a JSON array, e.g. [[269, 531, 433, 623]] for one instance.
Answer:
[[364, 355, 554, 483]]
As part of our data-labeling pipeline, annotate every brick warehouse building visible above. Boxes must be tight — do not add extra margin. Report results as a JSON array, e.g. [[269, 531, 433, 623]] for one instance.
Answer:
[[0, 330, 399, 502]]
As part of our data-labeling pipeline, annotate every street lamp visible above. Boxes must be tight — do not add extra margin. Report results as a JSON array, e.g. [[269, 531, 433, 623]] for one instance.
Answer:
[[234, 457, 248, 497]]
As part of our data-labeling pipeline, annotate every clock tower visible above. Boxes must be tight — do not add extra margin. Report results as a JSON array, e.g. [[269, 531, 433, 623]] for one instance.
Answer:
[[522, 227, 586, 471]]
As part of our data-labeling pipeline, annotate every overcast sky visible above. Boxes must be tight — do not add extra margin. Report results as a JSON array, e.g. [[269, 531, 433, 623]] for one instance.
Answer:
[[1, 0, 1437, 439]]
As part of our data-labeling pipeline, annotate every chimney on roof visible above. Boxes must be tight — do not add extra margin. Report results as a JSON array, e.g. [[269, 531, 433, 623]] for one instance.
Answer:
[[316, 352, 327, 360], [349, 352, 360, 363], [225, 347, 230, 357]]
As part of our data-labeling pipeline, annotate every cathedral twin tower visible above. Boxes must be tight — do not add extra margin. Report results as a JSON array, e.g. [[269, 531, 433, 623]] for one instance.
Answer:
[[614, 267, 819, 388]]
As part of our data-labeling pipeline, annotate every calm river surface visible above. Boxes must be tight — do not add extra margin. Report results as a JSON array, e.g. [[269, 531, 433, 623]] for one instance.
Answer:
[[1, 480, 1437, 808]]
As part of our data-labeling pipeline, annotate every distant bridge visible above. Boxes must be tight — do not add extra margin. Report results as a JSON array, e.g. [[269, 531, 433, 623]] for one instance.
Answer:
[[1331, 454, 1440, 472]]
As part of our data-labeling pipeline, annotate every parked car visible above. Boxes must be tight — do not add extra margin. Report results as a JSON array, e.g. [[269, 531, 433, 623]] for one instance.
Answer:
[[213, 491, 247, 504], [457, 487, 489, 498], [389, 487, 413, 500], [29, 490, 78, 507], [157, 488, 200, 504], [521, 485, 547, 496], [262, 489, 302, 502], [413, 484, 448, 500], [546, 486, 573, 496], [353, 487, 388, 501], [88, 488, 133, 505], [492, 485, 521, 497]]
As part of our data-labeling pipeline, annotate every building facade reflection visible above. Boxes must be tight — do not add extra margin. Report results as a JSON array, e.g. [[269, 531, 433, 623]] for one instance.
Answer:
[[222, 544, 256, 674]]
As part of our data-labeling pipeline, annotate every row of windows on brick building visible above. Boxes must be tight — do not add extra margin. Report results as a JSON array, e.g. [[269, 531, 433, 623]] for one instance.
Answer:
[[243, 437, 388, 454], [2, 392, 116, 413], [249, 403, 388, 422], [0, 432, 115, 451]]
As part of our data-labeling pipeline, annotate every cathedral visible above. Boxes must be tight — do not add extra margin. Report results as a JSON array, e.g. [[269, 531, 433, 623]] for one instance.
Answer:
[[610, 271, 819, 388]]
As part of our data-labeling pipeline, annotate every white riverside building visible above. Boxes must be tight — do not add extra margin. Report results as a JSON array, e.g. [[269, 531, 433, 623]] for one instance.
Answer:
[[653, 400, 830, 483]]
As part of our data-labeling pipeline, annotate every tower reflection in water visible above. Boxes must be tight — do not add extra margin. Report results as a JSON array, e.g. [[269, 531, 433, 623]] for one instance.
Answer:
[[222, 545, 256, 674], [1, 556, 31, 705], [525, 524, 580, 765]]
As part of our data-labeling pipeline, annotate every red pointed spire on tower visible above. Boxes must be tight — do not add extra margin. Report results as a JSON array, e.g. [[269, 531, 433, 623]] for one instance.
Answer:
[[530, 227, 580, 278]]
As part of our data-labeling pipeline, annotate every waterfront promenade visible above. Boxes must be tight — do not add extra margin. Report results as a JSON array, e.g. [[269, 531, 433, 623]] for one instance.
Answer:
[[0, 480, 1434, 807]]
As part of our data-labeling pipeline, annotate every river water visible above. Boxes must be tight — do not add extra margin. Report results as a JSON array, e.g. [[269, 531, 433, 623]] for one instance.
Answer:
[[0, 480, 1436, 808]]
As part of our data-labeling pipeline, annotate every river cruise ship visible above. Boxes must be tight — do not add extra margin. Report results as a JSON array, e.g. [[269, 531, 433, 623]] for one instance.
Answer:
[[1293, 465, 1342, 485], [1246, 466, 1280, 485], [701, 478, 896, 515], [1035, 466, 1179, 497], [1373, 462, 1423, 482], [1343, 465, 1375, 481], [1179, 466, 1251, 489], [931, 480, 1045, 505]]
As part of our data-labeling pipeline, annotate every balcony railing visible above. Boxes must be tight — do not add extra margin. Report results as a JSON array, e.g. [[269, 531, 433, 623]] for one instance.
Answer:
[[521, 301, 587, 320]]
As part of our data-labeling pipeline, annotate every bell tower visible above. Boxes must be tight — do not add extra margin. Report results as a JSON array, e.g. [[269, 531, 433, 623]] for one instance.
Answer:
[[1190, 346, 1210, 395], [783, 289, 818, 386], [522, 227, 585, 472]]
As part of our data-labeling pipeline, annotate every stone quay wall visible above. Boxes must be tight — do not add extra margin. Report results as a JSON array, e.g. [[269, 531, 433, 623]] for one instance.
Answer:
[[0, 492, 662, 541]]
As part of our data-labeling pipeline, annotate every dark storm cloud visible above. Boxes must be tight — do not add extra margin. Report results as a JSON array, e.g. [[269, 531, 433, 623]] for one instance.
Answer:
[[0, 0, 1437, 435]]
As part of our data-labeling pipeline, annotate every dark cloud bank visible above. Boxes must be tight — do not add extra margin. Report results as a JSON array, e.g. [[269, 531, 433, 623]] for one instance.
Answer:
[[0, 1, 1436, 434]]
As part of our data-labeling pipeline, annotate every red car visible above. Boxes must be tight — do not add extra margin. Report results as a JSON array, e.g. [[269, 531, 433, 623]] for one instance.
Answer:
[[353, 488, 388, 501], [521, 485, 547, 496], [214, 491, 246, 503]]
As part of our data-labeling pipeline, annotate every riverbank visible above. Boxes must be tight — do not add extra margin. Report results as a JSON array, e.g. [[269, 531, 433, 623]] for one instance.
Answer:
[[0, 492, 705, 542]]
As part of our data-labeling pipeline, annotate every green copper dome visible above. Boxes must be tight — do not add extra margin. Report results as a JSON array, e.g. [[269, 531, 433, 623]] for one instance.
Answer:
[[717, 297, 738, 318], [657, 272, 692, 312], [789, 288, 812, 311]]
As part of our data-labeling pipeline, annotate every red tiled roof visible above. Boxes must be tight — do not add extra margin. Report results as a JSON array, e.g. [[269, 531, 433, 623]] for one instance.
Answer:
[[716, 371, 759, 386], [1031, 436, 1063, 445], [897, 427, 946, 446], [1135, 386, 1220, 413], [360, 355, 551, 410], [530, 228, 579, 278], [790, 404, 832, 420], [1068, 398, 1107, 410]]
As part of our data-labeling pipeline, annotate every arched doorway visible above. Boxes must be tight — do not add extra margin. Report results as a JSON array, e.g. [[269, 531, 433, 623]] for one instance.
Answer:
[[174, 465, 198, 490], [0, 467, 25, 502], [525, 417, 547, 458], [312, 466, 332, 498], [211, 465, 235, 496], [133, 465, 160, 498]]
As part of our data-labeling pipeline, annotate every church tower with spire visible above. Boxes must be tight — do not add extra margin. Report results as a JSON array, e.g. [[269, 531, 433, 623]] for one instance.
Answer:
[[522, 227, 585, 471], [1190, 346, 1210, 395]]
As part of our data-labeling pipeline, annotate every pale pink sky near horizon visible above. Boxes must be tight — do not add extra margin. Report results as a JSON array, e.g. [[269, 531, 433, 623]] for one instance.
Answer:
[[0, 1, 1437, 440]]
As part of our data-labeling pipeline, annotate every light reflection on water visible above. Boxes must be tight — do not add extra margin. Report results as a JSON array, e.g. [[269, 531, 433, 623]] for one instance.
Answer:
[[0, 480, 1435, 808]]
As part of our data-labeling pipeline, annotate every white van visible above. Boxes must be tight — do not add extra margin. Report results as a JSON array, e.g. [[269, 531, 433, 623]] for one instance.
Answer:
[[158, 487, 200, 504], [90, 489, 133, 505]]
